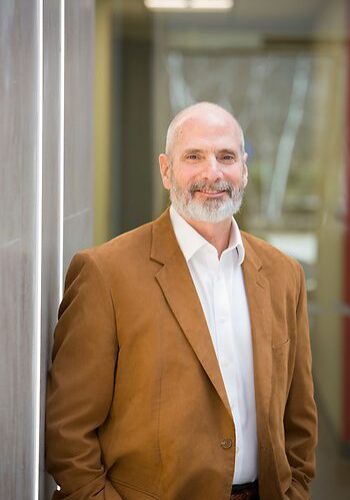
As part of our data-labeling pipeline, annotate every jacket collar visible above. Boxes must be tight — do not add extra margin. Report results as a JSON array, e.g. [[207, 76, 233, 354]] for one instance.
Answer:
[[169, 205, 245, 265]]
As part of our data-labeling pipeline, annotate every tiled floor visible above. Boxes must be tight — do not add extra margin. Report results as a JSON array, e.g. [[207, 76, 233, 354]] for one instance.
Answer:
[[311, 403, 350, 499]]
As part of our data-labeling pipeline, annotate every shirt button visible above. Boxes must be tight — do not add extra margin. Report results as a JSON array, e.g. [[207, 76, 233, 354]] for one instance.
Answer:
[[220, 438, 232, 449]]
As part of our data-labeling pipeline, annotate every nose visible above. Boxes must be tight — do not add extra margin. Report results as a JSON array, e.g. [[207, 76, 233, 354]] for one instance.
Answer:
[[202, 156, 223, 182]]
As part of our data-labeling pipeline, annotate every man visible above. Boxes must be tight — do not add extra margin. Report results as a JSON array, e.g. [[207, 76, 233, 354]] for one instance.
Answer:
[[46, 102, 317, 500]]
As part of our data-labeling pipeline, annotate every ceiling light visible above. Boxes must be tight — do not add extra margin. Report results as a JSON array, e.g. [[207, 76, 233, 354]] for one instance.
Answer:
[[191, 0, 234, 9], [144, 0, 234, 11], [144, 0, 187, 9]]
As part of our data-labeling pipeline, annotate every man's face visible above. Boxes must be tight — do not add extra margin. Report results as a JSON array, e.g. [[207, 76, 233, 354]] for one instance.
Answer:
[[159, 112, 248, 224]]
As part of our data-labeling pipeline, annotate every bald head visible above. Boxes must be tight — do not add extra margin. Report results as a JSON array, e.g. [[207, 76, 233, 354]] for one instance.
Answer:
[[165, 102, 245, 159]]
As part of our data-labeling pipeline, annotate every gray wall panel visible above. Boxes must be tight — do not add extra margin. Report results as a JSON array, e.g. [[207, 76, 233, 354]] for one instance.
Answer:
[[41, 1, 62, 498], [0, 0, 40, 498], [0, 242, 23, 499], [64, 0, 94, 229], [0, 0, 95, 498], [63, 210, 94, 274]]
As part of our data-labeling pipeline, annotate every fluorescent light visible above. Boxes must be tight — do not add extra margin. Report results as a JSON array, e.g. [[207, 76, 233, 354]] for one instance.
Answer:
[[190, 0, 234, 9], [144, 0, 234, 11], [144, 0, 188, 10]]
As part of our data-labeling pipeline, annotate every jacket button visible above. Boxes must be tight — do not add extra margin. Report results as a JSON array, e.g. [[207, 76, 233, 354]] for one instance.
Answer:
[[220, 438, 232, 449]]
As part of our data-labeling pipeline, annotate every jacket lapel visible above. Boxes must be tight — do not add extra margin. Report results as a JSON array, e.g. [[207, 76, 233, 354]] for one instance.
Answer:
[[151, 210, 232, 416], [241, 234, 272, 428]]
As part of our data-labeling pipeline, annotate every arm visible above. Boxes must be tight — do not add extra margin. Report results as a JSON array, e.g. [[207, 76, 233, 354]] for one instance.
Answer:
[[284, 263, 318, 499], [45, 252, 122, 499]]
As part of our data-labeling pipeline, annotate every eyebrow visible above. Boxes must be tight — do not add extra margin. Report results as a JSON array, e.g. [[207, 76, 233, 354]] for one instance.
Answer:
[[182, 149, 203, 155], [182, 148, 237, 155], [218, 149, 237, 155]]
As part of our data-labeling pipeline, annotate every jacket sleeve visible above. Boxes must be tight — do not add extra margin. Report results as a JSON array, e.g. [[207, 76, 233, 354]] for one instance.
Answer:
[[284, 262, 318, 499], [45, 252, 122, 500]]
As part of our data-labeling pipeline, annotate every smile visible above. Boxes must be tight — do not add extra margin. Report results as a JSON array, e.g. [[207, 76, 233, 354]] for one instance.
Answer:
[[195, 190, 228, 198]]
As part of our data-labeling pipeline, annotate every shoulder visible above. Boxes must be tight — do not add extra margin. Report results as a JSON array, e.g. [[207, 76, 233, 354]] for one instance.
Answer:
[[66, 220, 155, 286], [91, 220, 154, 261], [241, 230, 303, 282]]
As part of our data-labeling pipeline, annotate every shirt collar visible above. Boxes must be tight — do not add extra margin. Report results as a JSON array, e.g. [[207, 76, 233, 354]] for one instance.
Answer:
[[169, 205, 245, 265]]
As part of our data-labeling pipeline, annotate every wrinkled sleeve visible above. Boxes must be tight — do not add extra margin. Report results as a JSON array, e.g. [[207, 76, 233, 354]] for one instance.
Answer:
[[45, 252, 122, 499], [284, 262, 318, 500]]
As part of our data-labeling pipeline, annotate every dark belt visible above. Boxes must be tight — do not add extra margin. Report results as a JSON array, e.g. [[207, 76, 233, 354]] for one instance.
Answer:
[[230, 480, 259, 500]]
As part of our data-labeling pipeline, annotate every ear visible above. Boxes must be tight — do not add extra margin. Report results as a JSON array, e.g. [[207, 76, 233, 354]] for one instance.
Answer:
[[159, 153, 172, 190]]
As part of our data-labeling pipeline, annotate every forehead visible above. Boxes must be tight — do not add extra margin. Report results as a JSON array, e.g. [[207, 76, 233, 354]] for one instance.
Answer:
[[173, 113, 241, 152]]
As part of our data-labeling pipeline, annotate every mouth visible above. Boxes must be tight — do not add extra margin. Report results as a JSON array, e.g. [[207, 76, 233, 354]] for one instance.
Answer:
[[194, 189, 229, 199]]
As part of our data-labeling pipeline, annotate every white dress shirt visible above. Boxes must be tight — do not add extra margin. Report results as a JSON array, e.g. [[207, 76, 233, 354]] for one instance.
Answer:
[[170, 205, 258, 485]]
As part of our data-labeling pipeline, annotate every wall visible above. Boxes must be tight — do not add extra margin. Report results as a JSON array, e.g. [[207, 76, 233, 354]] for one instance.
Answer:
[[94, 0, 114, 245], [0, 1, 95, 499]]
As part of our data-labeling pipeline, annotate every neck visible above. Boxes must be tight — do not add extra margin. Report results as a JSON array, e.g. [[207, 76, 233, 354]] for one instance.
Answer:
[[183, 216, 232, 258]]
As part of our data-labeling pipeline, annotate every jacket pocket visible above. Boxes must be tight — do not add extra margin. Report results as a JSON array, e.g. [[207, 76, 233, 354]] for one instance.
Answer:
[[272, 337, 290, 350], [109, 477, 160, 500]]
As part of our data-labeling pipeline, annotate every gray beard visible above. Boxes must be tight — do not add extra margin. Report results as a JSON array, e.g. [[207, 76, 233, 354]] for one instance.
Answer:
[[169, 179, 245, 223]]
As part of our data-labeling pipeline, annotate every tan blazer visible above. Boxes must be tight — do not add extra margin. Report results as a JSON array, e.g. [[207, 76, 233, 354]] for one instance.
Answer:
[[46, 209, 317, 500]]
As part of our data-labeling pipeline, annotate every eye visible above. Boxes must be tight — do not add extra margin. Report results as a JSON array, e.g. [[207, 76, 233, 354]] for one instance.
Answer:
[[186, 153, 200, 161], [219, 154, 236, 162]]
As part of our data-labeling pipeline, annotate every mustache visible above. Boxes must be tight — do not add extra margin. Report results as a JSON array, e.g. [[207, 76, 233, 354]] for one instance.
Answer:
[[189, 180, 235, 195]]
